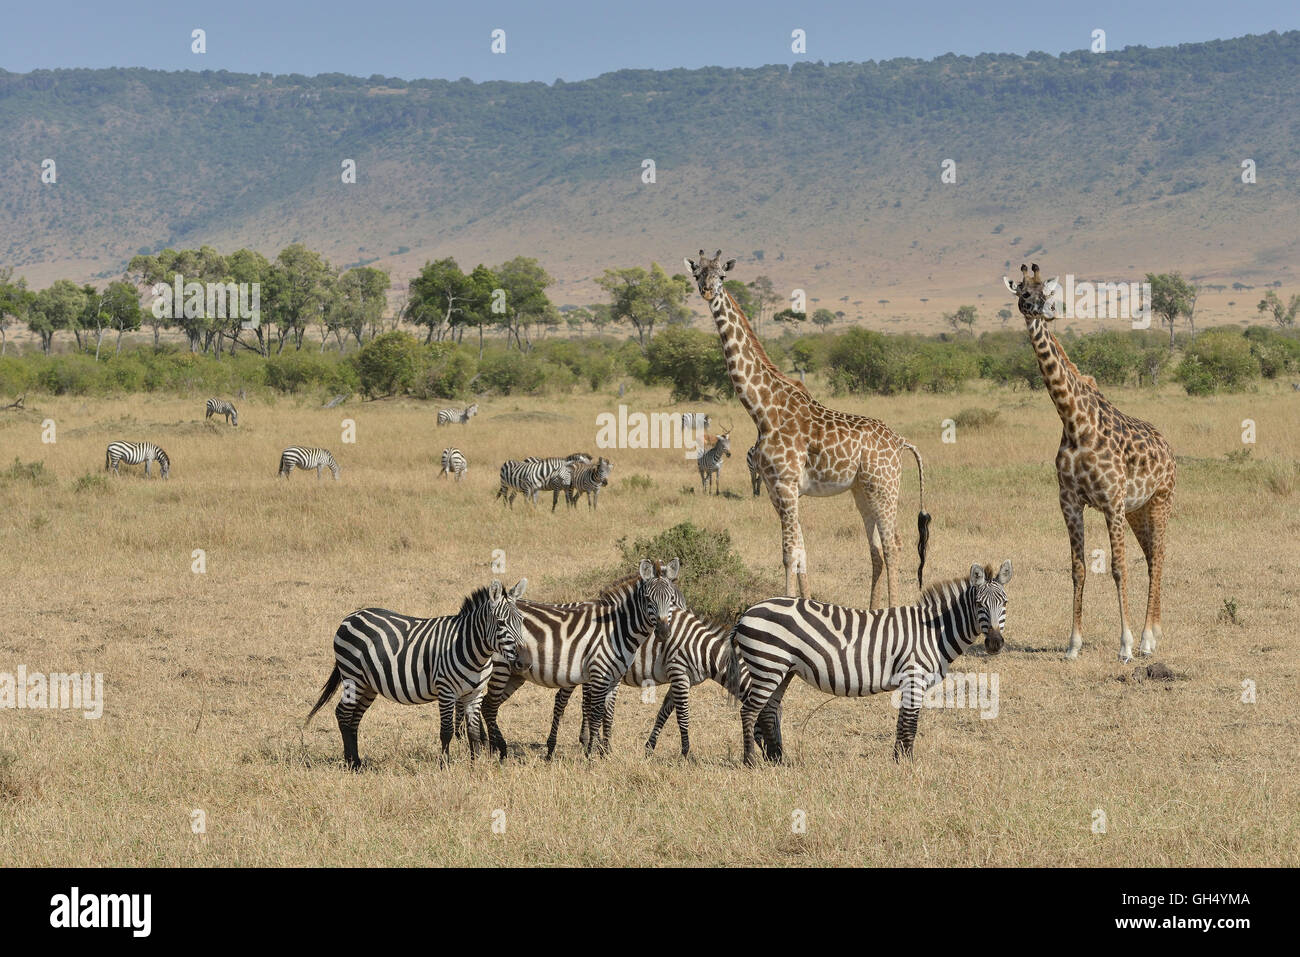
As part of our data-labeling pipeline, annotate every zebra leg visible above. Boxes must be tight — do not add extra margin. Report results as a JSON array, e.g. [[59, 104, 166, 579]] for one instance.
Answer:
[[482, 668, 526, 761], [316, 465, 323, 481], [581, 677, 613, 757], [667, 665, 693, 758], [646, 688, 675, 754], [438, 689, 457, 765], [759, 673, 795, 763], [546, 687, 575, 760], [335, 686, 377, 770], [144, 459, 151, 477], [894, 705, 921, 761], [454, 699, 467, 738], [464, 699, 486, 760], [600, 683, 620, 755]]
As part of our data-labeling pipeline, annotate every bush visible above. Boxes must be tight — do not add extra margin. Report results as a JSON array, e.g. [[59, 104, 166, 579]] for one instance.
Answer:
[[356, 331, 423, 397], [265, 350, 357, 395], [1068, 331, 1141, 386], [953, 407, 1000, 430], [1176, 330, 1259, 394], [2, 458, 53, 485], [904, 341, 979, 392], [478, 351, 547, 395], [415, 341, 476, 399], [616, 521, 760, 623], [644, 326, 730, 401]]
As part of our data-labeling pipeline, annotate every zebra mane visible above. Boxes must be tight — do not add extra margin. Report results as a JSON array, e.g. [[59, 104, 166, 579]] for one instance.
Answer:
[[919, 566, 992, 608], [458, 585, 493, 618], [596, 571, 642, 601]]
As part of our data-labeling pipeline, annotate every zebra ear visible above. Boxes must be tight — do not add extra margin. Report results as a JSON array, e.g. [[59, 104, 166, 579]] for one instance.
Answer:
[[969, 564, 986, 586], [489, 580, 504, 600], [639, 559, 655, 581], [995, 560, 1013, 585], [510, 578, 527, 599], [665, 557, 681, 580]]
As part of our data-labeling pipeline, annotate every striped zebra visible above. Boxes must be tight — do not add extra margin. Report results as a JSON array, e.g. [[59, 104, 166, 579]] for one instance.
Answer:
[[204, 397, 238, 426], [548, 605, 756, 758], [696, 429, 732, 495], [305, 578, 529, 768], [279, 446, 340, 481], [565, 457, 613, 509], [480, 558, 682, 759], [726, 560, 1013, 765], [439, 447, 468, 481], [105, 441, 170, 479], [497, 458, 567, 508], [681, 412, 710, 431], [746, 442, 762, 496], [526, 453, 591, 512], [437, 403, 478, 426]]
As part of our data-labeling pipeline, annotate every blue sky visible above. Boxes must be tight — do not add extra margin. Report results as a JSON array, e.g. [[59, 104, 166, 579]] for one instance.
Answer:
[[1, 0, 1296, 81]]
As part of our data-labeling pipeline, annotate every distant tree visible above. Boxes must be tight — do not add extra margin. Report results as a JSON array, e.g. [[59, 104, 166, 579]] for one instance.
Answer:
[[811, 307, 836, 330], [462, 264, 503, 358], [0, 268, 31, 357], [267, 244, 331, 353], [102, 280, 143, 357], [596, 263, 691, 352], [494, 256, 554, 351], [997, 307, 1014, 327], [772, 307, 809, 324], [406, 258, 471, 344], [1147, 272, 1197, 351], [945, 304, 978, 335], [223, 247, 273, 355], [1257, 289, 1300, 328], [746, 275, 780, 329], [28, 280, 87, 355], [329, 266, 389, 350]]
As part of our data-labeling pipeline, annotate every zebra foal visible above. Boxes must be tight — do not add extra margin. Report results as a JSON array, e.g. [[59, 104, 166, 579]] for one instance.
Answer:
[[305, 578, 529, 768], [696, 429, 732, 495], [727, 560, 1013, 765]]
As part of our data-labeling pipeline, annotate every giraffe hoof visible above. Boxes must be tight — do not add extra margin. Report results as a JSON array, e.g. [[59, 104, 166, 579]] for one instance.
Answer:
[[1064, 647, 1080, 661]]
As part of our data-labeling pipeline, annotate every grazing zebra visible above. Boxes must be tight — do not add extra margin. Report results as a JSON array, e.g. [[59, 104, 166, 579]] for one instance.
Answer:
[[548, 605, 755, 758], [105, 441, 170, 479], [526, 453, 591, 511], [279, 446, 340, 481], [497, 456, 579, 509], [437, 403, 479, 426], [696, 429, 733, 495], [305, 579, 529, 768], [727, 560, 1013, 765], [681, 412, 710, 431], [746, 442, 762, 496], [480, 559, 682, 759], [439, 447, 468, 481], [565, 457, 613, 509], [204, 397, 238, 426]]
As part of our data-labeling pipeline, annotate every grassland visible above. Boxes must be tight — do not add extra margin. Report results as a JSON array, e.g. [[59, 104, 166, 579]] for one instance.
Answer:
[[0, 378, 1296, 866]]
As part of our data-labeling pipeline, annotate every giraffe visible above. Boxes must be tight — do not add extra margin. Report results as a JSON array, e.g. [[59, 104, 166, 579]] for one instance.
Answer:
[[684, 250, 930, 604], [1004, 263, 1176, 662]]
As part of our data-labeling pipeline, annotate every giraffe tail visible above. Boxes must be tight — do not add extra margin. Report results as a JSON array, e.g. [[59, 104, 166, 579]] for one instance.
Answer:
[[902, 441, 931, 589], [304, 664, 341, 729]]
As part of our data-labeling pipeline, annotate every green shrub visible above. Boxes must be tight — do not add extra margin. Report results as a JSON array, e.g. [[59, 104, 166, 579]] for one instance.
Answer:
[[72, 472, 112, 494], [356, 331, 423, 397], [415, 341, 476, 399], [2, 458, 53, 485], [1176, 330, 1259, 394], [644, 325, 730, 401], [478, 351, 547, 395], [953, 407, 1000, 430], [1068, 331, 1141, 386], [616, 521, 760, 623]]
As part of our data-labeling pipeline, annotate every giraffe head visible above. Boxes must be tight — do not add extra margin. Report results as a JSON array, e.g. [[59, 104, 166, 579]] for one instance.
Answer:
[[684, 249, 737, 302], [1003, 263, 1060, 321]]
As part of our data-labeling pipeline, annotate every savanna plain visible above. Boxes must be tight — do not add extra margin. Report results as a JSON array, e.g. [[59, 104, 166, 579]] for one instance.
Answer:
[[0, 380, 1296, 866]]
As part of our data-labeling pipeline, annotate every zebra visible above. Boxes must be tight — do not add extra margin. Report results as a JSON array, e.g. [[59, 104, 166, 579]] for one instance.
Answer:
[[437, 403, 479, 426], [105, 441, 170, 479], [746, 442, 762, 497], [681, 412, 710, 431], [695, 429, 732, 495], [439, 447, 468, 481], [305, 579, 529, 768], [526, 453, 591, 512], [480, 558, 682, 759], [565, 457, 613, 509], [279, 446, 340, 481], [204, 397, 238, 426], [496, 458, 569, 508], [726, 560, 1013, 765], [548, 605, 755, 758]]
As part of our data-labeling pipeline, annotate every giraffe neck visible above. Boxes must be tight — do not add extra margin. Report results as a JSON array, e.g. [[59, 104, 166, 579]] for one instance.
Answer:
[[708, 290, 798, 428], [1025, 314, 1094, 440]]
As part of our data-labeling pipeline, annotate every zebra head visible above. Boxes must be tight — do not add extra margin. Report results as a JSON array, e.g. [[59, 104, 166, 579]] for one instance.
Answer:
[[229, 407, 239, 427], [715, 428, 733, 458], [637, 558, 682, 640], [466, 403, 479, 418], [1003, 263, 1060, 322], [488, 578, 530, 669], [594, 457, 612, 485], [967, 560, 1013, 654], [684, 249, 737, 302], [157, 449, 171, 479]]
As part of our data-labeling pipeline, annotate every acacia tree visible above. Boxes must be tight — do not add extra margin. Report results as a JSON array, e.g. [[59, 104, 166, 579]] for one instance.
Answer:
[[1147, 272, 1197, 352], [596, 262, 691, 352], [0, 268, 31, 357], [746, 274, 780, 329], [223, 248, 273, 355], [267, 244, 332, 352], [28, 280, 87, 355], [462, 264, 502, 358], [331, 266, 390, 349], [103, 280, 143, 356], [494, 256, 553, 351], [406, 258, 471, 343], [945, 304, 978, 335], [1257, 289, 1300, 328], [126, 251, 176, 348]]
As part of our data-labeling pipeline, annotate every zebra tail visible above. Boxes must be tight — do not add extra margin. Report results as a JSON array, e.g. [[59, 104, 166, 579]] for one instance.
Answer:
[[903, 441, 931, 589], [724, 624, 743, 708], [304, 664, 341, 728]]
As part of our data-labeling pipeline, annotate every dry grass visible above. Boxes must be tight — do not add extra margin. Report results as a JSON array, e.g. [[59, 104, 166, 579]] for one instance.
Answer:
[[0, 379, 1297, 866]]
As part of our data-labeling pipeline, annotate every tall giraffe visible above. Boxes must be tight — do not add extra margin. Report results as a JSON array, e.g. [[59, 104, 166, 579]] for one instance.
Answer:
[[1004, 263, 1176, 661], [685, 250, 930, 604]]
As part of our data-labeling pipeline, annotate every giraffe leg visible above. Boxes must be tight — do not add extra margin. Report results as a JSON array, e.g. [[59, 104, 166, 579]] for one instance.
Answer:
[[769, 480, 810, 598], [1060, 491, 1087, 659], [1105, 503, 1136, 662], [1129, 492, 1170, 656], [851, 484, 885, 608]]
